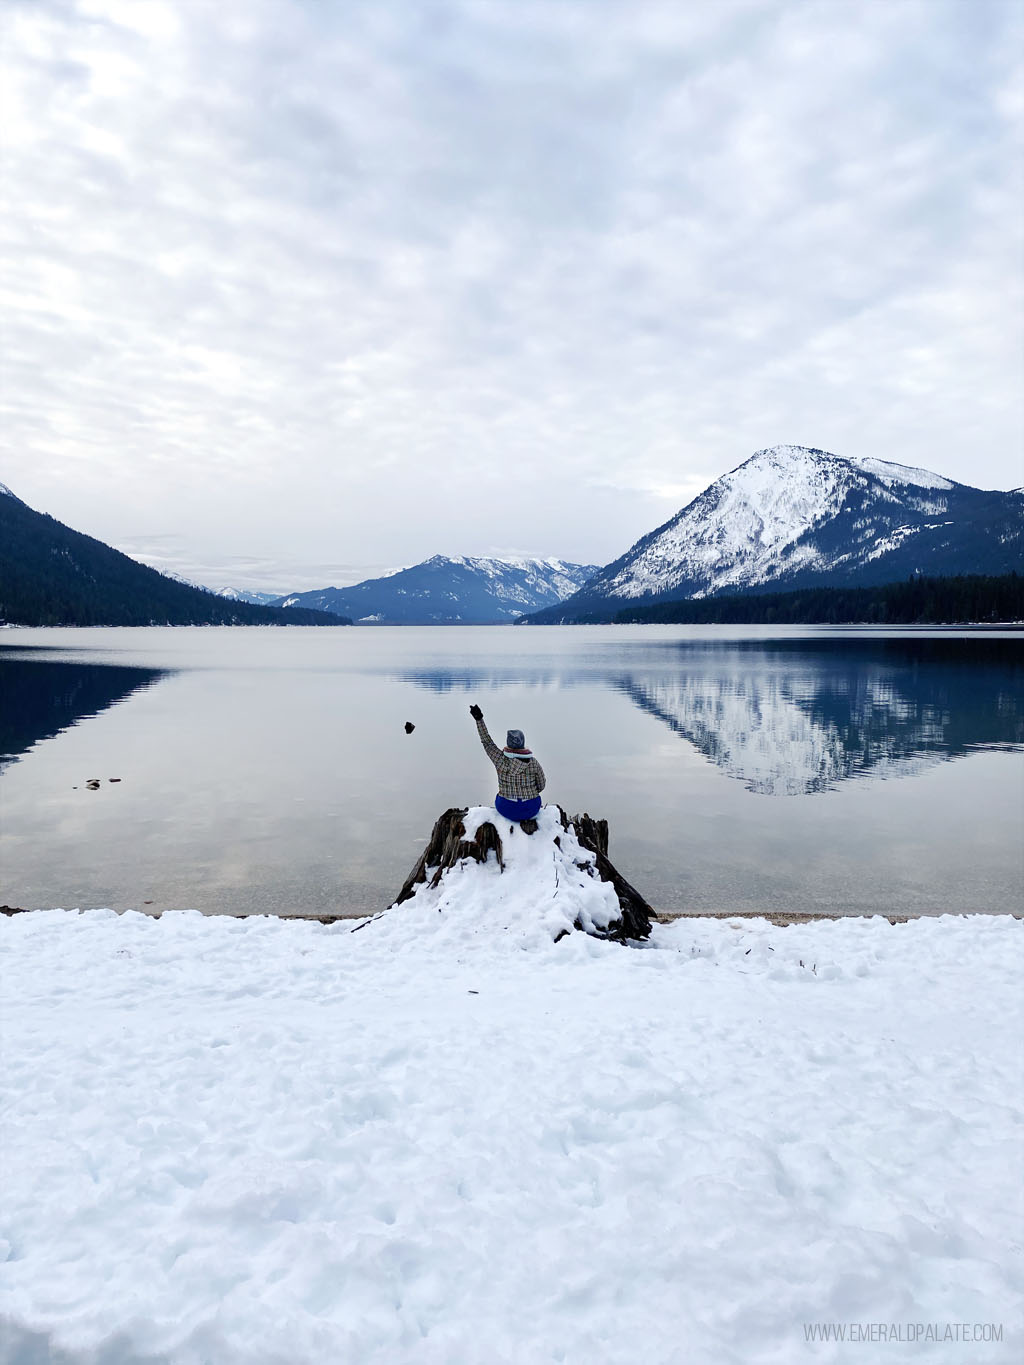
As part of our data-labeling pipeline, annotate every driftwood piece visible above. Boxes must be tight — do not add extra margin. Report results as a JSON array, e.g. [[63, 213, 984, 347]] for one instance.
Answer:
[[394, 807, 503, 906]]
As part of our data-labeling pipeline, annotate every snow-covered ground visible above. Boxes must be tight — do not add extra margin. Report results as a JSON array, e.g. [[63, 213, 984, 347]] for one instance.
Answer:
[[2, 885, 1021, 1362]]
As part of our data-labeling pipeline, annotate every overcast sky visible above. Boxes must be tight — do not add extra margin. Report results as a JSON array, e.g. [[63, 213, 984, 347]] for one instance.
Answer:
[[2, 0, 1022, 591]]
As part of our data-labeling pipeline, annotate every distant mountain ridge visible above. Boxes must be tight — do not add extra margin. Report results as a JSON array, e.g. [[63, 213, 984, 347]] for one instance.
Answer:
[[274, 555, 600, 624], [0, 485, 351, 627], [216, 587, 282, 606], [528, 445, 1024, 622]]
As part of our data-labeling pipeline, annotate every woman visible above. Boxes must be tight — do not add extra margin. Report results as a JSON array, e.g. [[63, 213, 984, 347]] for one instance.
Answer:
[[469, 703, 546, 823]]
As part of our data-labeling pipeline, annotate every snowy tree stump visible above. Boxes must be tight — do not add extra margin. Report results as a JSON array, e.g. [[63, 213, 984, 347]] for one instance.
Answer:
[[394, 808, 504, 906], [393, 806, 653, 941]]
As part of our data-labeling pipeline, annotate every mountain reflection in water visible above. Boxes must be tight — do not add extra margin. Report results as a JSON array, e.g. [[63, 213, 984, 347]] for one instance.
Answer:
[[0, 656, 168, 772], [400, 636, 1024, 795]]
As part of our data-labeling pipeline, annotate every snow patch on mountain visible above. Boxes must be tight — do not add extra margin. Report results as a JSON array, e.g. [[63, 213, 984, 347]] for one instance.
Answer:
[[423, 555, 595, 602], [0, 482, 19, 500], [160, 569, 206, 590], [854, 456, 954, 490], [217, 587, 281, 605], [861, 523, 949, 563]]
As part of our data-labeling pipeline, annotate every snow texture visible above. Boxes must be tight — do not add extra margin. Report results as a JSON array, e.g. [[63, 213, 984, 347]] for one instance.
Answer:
[[215, 588, 281, 605], [0, 482, 17, 499], [1, 900, 1020, 1365], [158, 570, 205, 590], [854, 457, 954, 490]]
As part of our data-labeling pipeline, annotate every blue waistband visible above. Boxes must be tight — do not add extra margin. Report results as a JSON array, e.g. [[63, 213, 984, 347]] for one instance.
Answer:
[[494, 794, 542, 820]]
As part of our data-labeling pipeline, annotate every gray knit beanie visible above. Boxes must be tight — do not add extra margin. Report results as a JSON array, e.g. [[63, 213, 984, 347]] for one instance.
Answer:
[[505, 729, 526, 751]]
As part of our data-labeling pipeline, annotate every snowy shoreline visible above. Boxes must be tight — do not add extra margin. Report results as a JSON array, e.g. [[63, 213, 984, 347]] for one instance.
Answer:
[[2, 907, 1021, 1364], [1, 905, 1015, 925]]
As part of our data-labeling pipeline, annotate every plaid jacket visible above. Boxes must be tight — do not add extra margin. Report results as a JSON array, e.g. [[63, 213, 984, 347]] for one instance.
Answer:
[[475, 716, 546, 801]]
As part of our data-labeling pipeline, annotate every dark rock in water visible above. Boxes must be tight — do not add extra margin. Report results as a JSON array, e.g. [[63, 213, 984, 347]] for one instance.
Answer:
[[109, 777, 122, 782], [393, 805, 652, 941], [404, 722, 415, 734]]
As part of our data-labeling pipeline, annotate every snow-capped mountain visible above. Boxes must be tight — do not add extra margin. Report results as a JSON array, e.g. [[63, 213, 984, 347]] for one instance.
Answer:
[[216, 586, 281, 606], [0, 482, 19, 500], [273, 556, 600, 624], [531, 445, 1024, 620]]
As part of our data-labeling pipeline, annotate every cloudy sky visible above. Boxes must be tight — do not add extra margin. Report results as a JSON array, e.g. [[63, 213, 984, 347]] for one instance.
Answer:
[[2, 0, 1022, 591]]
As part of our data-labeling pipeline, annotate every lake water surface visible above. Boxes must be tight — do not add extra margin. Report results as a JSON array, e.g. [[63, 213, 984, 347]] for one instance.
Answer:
[[2, 625, 1022, 918]]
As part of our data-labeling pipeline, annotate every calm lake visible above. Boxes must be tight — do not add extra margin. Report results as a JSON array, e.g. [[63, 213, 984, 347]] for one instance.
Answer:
[[2, 625, 1022, 918]]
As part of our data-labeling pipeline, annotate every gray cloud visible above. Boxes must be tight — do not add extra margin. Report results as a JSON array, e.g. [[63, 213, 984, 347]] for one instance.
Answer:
[[1, 0, 1021, 590]]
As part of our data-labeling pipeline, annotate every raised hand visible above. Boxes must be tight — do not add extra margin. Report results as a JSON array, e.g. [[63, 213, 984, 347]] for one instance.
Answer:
[[469, 703, 483, 721]]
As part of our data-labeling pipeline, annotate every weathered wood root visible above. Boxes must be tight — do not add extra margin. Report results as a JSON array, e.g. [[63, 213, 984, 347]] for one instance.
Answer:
[[394, 807, 503, 906], [559, 807, 653, 942], [565, 811, 608, 857]]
